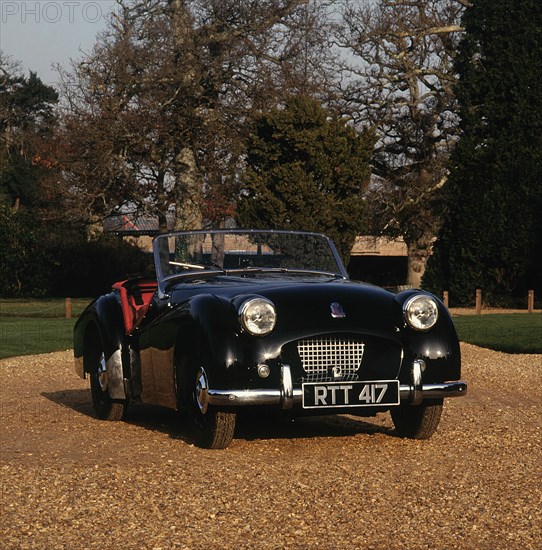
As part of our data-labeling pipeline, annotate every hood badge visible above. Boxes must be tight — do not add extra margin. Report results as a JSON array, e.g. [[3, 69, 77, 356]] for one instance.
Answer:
[[330, 302, 346, 319]]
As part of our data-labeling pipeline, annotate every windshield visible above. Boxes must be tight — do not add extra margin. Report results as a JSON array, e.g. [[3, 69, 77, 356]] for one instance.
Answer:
[[153, 230, 346, 284]]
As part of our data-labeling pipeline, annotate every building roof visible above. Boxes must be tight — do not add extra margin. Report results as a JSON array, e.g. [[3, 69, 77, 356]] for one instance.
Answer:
[[103, 213, 175, 235]]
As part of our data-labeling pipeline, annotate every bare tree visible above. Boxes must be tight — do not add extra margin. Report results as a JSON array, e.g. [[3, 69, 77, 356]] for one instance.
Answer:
[[335, 0, 466, 286], [59, 0, 335, 235]]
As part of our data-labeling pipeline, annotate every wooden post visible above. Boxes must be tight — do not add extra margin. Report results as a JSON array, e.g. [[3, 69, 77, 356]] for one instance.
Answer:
[[443, 291, 449, 308], [475, 289, 482, 315], [65, 297, 72, 319], [528, 290, 534, 313]]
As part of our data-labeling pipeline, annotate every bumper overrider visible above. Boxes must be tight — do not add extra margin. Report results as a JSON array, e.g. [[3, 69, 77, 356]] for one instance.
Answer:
[[207, 359, 467, 410]]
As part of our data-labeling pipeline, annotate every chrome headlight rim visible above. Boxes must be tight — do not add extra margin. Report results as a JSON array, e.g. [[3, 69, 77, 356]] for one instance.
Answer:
[[403, 294, 439, 332], [238, 297, 277, 336]]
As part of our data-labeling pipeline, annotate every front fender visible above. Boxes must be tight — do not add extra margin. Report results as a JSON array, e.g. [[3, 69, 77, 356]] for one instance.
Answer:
[[136, 293, 241, 408], [394, 290, 461, 383], [170, 294, 240, 374]]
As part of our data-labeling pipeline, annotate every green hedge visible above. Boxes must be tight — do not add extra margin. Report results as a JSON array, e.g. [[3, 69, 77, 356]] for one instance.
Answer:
[[0, 205, 153, 298]]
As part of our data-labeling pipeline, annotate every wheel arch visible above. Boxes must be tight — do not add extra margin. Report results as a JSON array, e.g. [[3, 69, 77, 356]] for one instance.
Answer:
[[171, 318, 237, 449], [172, 319, 204, 408], [172, 294, 239, 389], [74, 292, 128, 400]]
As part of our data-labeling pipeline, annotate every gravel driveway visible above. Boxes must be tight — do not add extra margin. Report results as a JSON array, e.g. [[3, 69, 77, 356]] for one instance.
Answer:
[[1, 343, 540, 549]]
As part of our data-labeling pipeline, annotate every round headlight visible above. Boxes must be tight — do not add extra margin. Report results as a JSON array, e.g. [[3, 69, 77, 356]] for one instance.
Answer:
[[239, 298, 277, 336], [403, 294, 439, 331]]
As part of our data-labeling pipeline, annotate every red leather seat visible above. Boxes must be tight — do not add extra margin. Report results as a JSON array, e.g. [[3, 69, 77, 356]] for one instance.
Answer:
[[113, 278, 157, 334]]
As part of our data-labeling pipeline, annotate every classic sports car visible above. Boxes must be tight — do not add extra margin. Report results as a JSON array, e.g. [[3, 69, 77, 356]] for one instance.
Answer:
[[74, 229, 467, 449]]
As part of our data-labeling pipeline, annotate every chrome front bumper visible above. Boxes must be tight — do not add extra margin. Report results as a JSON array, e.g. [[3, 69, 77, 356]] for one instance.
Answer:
[[207, 361, 467, 410]]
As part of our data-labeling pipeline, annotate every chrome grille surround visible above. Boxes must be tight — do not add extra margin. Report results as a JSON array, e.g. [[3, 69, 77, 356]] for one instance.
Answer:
[[297, 337, 365, 381]]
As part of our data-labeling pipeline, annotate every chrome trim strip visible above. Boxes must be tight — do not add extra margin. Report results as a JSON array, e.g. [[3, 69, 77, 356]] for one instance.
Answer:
[[400, 382, 467, 399], [207, 382, 467, 407], [208, 388, 280, 405], [411, 359, 424, 405], [281, 364, 294, 409], [207, 388, 303, 406]]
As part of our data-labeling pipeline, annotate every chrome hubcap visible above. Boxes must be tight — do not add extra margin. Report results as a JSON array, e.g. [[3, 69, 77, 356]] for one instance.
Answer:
[[195, 368, 209, 415], [98, 353, 108, 392]]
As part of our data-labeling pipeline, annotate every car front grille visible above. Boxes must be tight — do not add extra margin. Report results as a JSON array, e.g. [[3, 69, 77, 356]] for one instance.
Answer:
[[297, 336, 365, 382]]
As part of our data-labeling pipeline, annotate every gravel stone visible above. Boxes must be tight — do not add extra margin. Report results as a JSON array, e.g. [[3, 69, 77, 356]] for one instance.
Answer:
[[0, 344, 540, 549]]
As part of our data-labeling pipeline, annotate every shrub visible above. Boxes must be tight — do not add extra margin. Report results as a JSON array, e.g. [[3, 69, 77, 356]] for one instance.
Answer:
[[0, 205, 153, 298]]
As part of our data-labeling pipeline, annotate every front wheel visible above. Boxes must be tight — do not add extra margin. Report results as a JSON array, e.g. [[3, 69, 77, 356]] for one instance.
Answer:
[[191, 367, 236, 449], [390, 398, 443, 439], [89, 350, 127, 421], [178, 356, 236, 449]]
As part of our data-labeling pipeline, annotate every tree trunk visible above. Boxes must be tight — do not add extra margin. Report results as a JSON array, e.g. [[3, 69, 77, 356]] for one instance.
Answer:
[[174, 147, 203, 230], [170, 0, 203, 231], [405, 235, 434, 288]]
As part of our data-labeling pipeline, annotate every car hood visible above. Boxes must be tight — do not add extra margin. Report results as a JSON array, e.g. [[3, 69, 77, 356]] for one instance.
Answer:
[[169, 275, 400, 335]]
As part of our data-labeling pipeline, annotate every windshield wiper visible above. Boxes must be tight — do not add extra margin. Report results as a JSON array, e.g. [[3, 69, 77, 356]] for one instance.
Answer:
[[225, 267, 344, 278], [169, 260, 224, 271]]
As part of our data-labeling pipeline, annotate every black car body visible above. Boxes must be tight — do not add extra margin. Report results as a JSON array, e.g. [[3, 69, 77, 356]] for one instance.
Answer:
[[74, 230, 467, 448]]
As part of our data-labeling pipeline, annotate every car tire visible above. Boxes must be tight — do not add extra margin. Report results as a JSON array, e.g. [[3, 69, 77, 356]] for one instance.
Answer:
[[89, 350, 127, 421], [178, 354, 236, 449], [192, 405, 237, 450], [390, 398, 443, 439]]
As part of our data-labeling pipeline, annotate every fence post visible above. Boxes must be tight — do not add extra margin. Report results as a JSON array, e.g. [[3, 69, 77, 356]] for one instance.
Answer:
[[443, 291, 449, 308], [65, 298, 72, 319], [475, 289, 482, 315], [528, 290, 534, 313]]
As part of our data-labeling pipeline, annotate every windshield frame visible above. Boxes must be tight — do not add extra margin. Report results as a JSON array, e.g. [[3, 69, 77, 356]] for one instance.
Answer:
[[152, 229, 348, 295]]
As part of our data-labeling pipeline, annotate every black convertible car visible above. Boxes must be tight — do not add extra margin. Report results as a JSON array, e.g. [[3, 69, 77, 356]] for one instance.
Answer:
[[74, 229, 467, 448]]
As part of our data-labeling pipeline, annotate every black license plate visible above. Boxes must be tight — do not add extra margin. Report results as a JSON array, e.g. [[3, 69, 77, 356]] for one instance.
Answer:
[[302, 380, 400, 409]]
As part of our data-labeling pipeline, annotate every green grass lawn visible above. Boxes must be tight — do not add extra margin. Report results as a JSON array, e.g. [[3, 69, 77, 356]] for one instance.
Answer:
[[0, 317, 77, 359], [453, 313, 542, 354], [0, 298, 92, 359]]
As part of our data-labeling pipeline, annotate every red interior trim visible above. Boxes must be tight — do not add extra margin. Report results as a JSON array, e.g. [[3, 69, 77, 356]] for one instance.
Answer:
[[113, 278, 157, 334]]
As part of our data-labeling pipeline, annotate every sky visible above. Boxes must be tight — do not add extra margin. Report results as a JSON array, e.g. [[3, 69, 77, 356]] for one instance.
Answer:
[[0, 0, 118, 86]]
